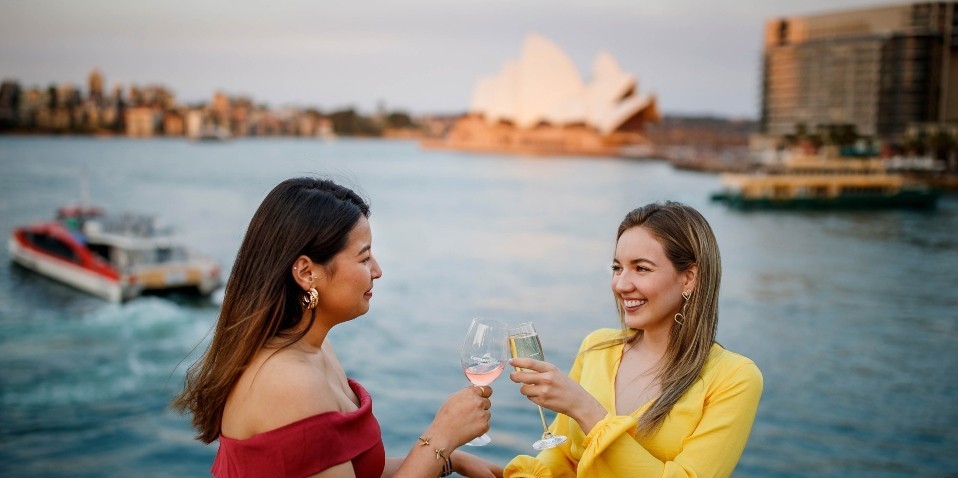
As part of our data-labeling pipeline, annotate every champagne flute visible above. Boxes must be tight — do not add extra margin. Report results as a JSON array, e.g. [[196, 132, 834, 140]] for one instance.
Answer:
[[508, 322, 568, 451], [460, 318, 508, 446]]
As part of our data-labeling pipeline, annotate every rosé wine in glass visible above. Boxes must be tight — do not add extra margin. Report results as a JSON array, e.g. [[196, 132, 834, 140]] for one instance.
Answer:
[[460, 318, 508, 446]]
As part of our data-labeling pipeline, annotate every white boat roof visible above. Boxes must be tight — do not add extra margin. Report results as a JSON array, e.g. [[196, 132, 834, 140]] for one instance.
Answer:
[[80, 215, 182, 251]]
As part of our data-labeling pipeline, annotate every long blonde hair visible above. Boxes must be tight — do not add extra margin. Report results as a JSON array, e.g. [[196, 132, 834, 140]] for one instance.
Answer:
[[602, 201, 720, 435]]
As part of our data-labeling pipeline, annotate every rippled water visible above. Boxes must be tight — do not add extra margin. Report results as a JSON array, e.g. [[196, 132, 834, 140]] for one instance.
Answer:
[[1, 137, 956, 477]]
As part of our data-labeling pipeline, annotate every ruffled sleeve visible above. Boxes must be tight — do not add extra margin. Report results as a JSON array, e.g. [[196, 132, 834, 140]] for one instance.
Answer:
[[503, 455, 554, 478], [578, 412, 639, 462], [575, 412, 661, 476]]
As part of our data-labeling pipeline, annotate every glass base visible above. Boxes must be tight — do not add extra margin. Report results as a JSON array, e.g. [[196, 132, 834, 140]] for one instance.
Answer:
[[465, 433, 491, 446], [532, 433, 567, 451]]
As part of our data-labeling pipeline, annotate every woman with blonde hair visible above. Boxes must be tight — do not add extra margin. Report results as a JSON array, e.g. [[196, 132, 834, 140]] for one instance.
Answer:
[[505, 201, 762, 477], [174, 177, 501, 477]]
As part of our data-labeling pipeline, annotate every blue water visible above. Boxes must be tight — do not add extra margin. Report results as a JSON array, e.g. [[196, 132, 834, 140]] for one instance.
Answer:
[[1, 137, 956, 477]]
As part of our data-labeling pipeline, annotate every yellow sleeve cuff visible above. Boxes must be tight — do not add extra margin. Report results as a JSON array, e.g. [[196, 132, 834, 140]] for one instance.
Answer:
[[504, 455, 554, 478], [580, 412, 638, 451], [575, 412, 641, 476]]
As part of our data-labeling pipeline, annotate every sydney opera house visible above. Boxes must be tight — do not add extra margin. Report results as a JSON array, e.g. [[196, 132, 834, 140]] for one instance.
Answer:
[[423, 34, 660, 156]]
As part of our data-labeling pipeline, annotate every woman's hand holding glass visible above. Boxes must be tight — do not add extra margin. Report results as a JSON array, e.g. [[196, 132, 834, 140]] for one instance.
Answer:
[[509, 357, 607, 436], [427, 385, 494, 449], [507, 322, 569, 450]]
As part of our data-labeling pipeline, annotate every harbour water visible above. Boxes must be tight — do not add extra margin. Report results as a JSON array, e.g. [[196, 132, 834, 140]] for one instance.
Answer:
[[1, 137, 956, 477]]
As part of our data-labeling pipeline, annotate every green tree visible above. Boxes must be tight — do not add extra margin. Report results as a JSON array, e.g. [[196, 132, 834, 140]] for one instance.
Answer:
[[925, 130, 956, 160], [385, 111, 414, 129], [903, 133, 926, 155], [329, 108, 382, 136], [47, 85, 58, 110]]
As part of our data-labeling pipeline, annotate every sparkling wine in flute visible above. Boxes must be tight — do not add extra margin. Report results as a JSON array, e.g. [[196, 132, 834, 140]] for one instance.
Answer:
[[508, 322, 568, 451], [509, 332, 544, 370]]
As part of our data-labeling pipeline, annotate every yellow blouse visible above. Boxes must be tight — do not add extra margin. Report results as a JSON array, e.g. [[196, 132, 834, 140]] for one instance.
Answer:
[[504, 328, 763, 478]]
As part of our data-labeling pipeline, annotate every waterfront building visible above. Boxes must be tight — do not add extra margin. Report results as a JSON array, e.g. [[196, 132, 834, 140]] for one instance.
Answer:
[[761, 2, 958, 141], [211, 91, 231, 128], [50, 108, 71, 131], [317, 117, 334, 139], [185, 110, 204, 139], [164, 112, 185, 136], [125, 107, 157, 137], [88, 69, 104, 102], [18, 88, 46, 129], [57, 83, 80, 108], [0, 80, 20, 128], [423, 33, 660, 156]]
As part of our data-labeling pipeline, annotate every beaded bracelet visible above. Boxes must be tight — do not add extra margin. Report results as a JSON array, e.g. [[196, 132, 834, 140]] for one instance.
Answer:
[[439, 454, 453, 477]]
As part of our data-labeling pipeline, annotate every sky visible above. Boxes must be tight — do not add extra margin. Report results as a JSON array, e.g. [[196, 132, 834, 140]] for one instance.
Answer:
[[1, 0, 892, 119]]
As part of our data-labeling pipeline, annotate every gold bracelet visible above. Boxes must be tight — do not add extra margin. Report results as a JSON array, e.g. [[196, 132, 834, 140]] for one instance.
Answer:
[[419, 436, 452, 476]]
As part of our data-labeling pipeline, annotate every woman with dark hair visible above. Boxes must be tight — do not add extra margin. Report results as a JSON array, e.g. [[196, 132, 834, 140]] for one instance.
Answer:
[[504, 201, 762, 477], [174, 178, 501, 478]]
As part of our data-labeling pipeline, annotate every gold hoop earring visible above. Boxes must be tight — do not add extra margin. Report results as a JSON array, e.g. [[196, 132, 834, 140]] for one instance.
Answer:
[[301, 287, 318, 310]]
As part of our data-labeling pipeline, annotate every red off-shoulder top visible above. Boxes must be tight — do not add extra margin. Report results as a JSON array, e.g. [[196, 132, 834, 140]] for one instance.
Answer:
[[211, 379, 386, 477]]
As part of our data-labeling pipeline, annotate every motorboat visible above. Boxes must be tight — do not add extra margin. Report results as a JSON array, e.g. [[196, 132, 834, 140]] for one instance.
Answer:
[[8, 205, 222, 302]]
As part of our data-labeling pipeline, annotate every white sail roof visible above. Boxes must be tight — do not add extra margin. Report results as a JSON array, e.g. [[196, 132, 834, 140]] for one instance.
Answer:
[[514, 34, 584, 128], [485, 60, 519, 124], [469, 34, 656, 133]]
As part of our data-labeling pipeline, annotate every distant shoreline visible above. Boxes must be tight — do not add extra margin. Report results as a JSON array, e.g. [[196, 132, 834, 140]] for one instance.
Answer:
[[5, 132, 956, 190]]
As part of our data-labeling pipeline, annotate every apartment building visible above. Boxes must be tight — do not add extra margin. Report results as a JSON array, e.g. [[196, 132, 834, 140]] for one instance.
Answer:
[[761, 2, 958, 140]]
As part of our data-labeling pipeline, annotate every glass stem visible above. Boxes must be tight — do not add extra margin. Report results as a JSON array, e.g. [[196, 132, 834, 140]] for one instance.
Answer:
[[537, 405, 551, 436]]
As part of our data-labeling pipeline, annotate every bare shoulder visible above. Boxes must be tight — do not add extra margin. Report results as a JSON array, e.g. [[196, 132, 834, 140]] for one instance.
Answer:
[[227, 348, 340, 437], [255, 349, 340, 416]]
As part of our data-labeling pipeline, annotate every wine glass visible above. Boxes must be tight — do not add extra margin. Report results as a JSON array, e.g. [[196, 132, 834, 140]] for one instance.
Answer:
[[460, 318, 508, 446], [508, 322, 568, 451]]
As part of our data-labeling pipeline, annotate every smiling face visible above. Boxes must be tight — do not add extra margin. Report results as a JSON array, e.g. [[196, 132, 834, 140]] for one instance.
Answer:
[[611, 226, 693, 335], [313, 215, 382, 322]]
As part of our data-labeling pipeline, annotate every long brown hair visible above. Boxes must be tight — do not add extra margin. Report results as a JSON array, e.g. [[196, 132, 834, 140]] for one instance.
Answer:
[[172, 177, 370, 443], [601, 201, 721, 435]]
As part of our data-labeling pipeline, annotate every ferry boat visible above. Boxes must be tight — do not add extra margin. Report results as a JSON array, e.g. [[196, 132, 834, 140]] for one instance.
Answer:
[[8, 205, 222, 302], [710, 155, 941, 210]]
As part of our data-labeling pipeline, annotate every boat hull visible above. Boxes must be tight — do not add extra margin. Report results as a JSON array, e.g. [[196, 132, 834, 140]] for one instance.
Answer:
[[133, 263, 221, 296], [712, 189, 941, 210], [8, 238, 130, 302]]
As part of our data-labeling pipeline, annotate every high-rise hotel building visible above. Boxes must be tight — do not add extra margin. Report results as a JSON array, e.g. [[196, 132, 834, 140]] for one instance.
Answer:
[[761, 2, 958, 140]]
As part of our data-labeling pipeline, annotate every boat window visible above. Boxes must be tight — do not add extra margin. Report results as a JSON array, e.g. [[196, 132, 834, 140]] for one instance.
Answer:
[[840, 186, 886, 196], [27, 233, 79, 263], [88, 243, 111, 263], [128, 250, 147, 266], [157, 247, 173, 263]]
